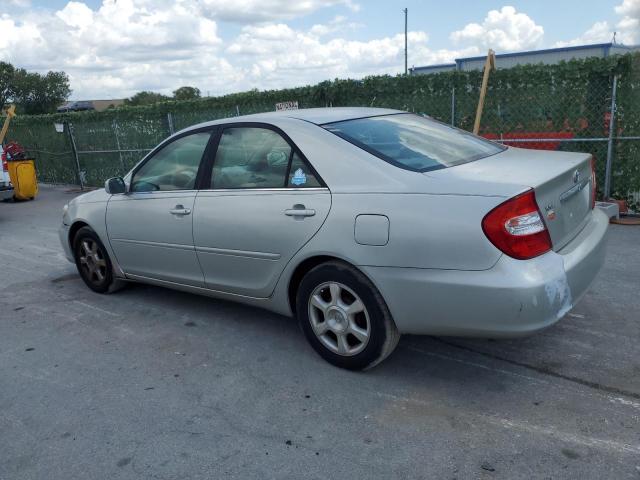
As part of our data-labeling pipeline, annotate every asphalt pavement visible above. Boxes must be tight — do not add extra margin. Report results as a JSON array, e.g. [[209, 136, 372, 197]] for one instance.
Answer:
[[1, 185, 639, 479]]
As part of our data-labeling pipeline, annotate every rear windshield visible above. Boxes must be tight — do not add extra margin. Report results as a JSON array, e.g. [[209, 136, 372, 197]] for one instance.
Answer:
[[323, 113, 505, 172]]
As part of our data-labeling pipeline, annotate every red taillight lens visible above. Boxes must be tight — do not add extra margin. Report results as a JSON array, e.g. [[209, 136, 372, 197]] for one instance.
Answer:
[[482, 189, 552, 260], [590, 157, 597, 209]]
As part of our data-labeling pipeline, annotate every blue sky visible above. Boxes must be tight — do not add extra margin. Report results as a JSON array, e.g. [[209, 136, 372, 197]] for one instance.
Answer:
[[2, 0, 637, 99]]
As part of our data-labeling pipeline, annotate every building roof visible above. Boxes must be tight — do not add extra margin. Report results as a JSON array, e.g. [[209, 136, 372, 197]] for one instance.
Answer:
[[455, 42, 638, 63], [411, 42, 640, 73]]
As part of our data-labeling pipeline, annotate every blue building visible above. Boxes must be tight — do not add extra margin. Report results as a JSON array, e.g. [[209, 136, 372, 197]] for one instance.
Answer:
[[409, 43, 640, 75]]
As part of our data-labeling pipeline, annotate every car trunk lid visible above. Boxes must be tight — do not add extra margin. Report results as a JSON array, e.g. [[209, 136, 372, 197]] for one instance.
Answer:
[[424, 147, 593, 250], [533, 156, 593, 250]]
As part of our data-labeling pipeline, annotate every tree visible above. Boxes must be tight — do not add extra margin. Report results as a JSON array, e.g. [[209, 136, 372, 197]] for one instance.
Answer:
[[124, 91, 170, 106], [11, 69, 71, 114], [0, 62, 15, 109], [173, 86, 201, 101]]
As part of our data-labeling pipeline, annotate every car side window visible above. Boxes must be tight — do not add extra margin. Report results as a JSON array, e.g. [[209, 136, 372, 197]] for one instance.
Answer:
[[287, 152, 322, 188], [131, 132, 211, 192], [211, 127, 292, 189]]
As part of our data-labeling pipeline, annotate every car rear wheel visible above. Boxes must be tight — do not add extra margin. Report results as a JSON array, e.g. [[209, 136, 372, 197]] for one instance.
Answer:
[[73, 226, 119, 294], [296, 261, 400, 370]]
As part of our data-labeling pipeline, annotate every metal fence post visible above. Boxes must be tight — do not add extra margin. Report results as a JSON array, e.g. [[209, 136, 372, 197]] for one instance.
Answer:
[[236, 105, 240, 116], [451, 86, 456, 126], [112, 119, 126, 173], [604, 74, 618, 199], [66, 121, 84, 190], [167, 112, 175, 136]]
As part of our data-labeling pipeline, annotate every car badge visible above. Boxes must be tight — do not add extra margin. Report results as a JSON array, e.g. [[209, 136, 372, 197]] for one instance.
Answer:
[[545, 204, 556, 220]]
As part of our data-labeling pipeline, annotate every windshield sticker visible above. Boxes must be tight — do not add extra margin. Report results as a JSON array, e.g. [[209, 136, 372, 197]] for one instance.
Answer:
[[291, 168, 307, 186]]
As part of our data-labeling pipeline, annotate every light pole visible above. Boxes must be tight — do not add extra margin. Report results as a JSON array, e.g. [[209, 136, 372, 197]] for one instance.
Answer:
[[404, 8, 408, 75]]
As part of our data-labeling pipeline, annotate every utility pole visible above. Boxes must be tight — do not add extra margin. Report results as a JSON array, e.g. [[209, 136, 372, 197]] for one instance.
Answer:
[[404, 8, 408, 75]]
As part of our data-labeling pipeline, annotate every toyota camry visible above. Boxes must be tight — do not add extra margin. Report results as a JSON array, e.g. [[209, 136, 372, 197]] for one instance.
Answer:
[[59, 108, 608, 370]]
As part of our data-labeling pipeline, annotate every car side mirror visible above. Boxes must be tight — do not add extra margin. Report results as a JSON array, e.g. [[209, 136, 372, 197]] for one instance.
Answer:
[[105, 176, 127, 194]]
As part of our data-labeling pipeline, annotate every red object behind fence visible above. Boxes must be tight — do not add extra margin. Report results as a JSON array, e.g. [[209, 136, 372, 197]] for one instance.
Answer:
[[2, 141, 27, 160], [483, 132, 575, 150]]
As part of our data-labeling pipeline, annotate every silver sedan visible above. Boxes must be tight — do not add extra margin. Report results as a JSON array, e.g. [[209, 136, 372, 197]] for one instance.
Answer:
[[59, 108, 608, 370]]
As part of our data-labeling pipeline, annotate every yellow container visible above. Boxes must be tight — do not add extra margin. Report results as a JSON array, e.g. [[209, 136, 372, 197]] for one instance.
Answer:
[[7, 159, 38, 201]]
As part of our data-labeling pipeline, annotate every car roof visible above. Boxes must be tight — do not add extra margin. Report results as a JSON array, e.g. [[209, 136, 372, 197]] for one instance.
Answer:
[[275, 107, 403, 124], [181, 107, 404, 133]]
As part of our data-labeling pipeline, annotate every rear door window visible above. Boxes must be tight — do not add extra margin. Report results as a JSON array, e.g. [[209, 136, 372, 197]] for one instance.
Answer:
[[211, 128, 291, 189], [287, 152, 322, 188], [210, 127, 324, 189]]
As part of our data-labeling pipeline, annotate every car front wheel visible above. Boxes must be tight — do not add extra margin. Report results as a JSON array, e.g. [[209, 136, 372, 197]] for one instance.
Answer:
[[73, 226, 118, 294], [296, 261, 400, 370]]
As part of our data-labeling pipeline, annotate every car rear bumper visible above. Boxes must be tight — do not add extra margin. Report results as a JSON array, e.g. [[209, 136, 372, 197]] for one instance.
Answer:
[[362, 208, 609, 337]]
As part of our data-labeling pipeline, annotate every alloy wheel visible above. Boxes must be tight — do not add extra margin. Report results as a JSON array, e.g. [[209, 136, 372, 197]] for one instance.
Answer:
[[78, 239, 107, 285], [308, 281, 370, 356]]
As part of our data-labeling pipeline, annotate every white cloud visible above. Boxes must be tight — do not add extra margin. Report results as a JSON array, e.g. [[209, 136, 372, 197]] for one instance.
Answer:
[[614, 0, 640, 43], [56, 1, 93, 30], [227, 24, 478, 90], [554, 21, 613, 47], [616, 0, 640, 19], [309, 15, 361, 37], [0, 0, 478, 100], [450, 6, 544, 52], [199, 0, 359, 23], [556, 0, 639, 47], [14, 1, 636, 103], [0, 0, 227, 99]]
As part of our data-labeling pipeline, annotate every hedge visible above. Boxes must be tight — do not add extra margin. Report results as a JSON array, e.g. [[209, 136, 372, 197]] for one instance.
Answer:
[[6, 52, 639, 204]]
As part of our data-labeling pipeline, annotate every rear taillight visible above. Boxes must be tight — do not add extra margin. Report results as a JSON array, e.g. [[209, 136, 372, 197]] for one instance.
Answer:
[[590, 157, 597, 209], [482, 189, 552, 260]]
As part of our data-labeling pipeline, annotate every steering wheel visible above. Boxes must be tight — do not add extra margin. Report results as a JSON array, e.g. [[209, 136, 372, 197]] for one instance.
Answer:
[[131, 180, 160, 192], [173, 169, 196, 189]]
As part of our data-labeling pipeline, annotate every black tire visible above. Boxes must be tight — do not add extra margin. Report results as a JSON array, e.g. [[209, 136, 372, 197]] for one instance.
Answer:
[[73, 226, 116, 294], [296, 261, 400, 370]]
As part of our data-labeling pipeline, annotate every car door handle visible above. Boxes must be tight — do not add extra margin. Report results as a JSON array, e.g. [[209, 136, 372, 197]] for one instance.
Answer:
[[169, 205, 191, 216], [284, 206, 316, 217]]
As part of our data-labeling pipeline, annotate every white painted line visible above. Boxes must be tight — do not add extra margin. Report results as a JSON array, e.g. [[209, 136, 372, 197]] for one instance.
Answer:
[[377, 391, 640, 456], [403, 344, 640, 413], [73, 300, 120, 317], [405, 345, 550, 386]]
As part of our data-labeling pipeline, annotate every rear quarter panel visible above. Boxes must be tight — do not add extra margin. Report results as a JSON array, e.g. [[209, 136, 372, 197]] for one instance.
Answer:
[[296, 192, 504, 271]]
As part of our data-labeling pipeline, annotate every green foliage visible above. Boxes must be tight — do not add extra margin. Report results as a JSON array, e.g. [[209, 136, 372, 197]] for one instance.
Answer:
[[7, 53, 640, 198], [0, 61, 15, 108], [1, 64, 71, 114], [611, 52, 640, 209], [12, 70, 71, 114], [173, 86, 201, 101], [124, 91, 170, 106]]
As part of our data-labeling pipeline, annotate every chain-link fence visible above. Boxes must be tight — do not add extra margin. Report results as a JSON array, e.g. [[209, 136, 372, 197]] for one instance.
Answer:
[[6, 53, 640, 207]]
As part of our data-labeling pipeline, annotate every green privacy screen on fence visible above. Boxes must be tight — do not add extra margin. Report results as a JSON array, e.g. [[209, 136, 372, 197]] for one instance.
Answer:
[[6, 52, 640, 205]]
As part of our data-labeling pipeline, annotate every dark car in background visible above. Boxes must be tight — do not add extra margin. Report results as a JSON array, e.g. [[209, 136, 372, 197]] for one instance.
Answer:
[[57, 101, 95, 113]]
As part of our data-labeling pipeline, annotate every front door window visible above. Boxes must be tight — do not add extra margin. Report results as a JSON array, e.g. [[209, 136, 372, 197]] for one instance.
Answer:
[[131, 132, 211, 192]]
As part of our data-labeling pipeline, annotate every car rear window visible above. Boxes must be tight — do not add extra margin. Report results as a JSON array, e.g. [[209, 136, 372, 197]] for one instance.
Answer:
[[323, 113, 505, 172]]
